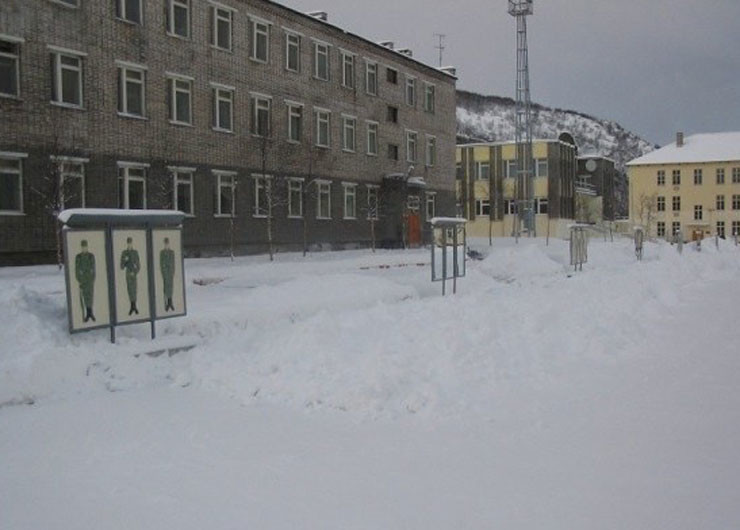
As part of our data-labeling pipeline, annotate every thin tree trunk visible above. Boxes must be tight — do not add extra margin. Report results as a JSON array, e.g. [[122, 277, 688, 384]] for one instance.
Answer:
[[55, 219, 63, 270], [230, 216, 235, 261], [267, 201, 274, 262], [371, 219, 376, 253]]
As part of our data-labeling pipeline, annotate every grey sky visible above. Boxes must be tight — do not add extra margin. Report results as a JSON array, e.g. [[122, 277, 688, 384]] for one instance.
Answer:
[[280, 0, 740, 146]]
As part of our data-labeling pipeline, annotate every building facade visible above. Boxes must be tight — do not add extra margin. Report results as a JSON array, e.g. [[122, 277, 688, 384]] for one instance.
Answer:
[[628, 132, 740, 241], [0, 0, 457, 264], [456, 133, 577, 238], [575, 155, 627, 223]]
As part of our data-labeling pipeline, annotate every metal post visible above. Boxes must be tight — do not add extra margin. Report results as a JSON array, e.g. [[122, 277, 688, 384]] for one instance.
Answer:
[[105, 224, 117, 344], [441, 228, 447, 296], [146, 224, 157, 340], [452, 228, 458, 295]]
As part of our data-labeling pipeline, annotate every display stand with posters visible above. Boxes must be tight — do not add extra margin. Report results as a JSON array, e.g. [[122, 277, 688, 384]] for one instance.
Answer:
[[430, 217, 467, 296], [59, 209, 186, 343]]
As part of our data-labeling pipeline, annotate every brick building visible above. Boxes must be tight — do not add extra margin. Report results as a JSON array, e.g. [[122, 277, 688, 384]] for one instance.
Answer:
[[0, 0, 457, 264]]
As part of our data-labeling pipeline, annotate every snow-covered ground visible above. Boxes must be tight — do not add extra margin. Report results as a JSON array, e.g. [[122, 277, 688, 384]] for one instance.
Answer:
[[2, 237, 740, 529]]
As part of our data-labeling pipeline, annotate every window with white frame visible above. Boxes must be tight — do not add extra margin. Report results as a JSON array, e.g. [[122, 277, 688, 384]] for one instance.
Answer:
[[657, 221, 666, 238], [672, 195, 681, 211], [315, 108, 330, 147], [365, 60, 377, 95], [215, 171, 236, 216], [117, 163, 147, 209], [341, 51, 355, 89], [212, 84, 234, 132], [406, 130, 418, 163], [0, 154, 24, 214], [313, 41, 329, 81], [170, 167, 194, 215], [405, 76, 416, 106], [366, 121, 378, 156], [317, 181, 331, 219], [657, 170, 665, 186], [423, 82, 435, 112], [168, 0, 190, 38], [210, 4, 233, 51], [367, 185, 379, 220], [117, 62, 146, 117], [0, 38, 21, 98], [504, 199, 517, 215], [733, 168, 740, 184], [717, 221, 725, 238], [716, 194, 725, 211], [475, 161, 490, 180], [716, 168, 725, 184], [694, 168, 703, 185], [250, 18, 270, 63], [657, 196, 665, 211], [426, 192, 436, 219], [116, 0, 142, 24], [672, 169, 681, 185], [342, 116, 356, 152], [536, 197, 548, 214], [285, 32, 300, 72], [166, 74, 193, 125], [733, 221, 740, 237], [250, 94, 271, 137], [253, 174, 270, 217], [57, 158, 86, 209], [733, 194, 740, 210], [343, 183, 357, 219], [672, 221, 681, 237], [51, 49, 84, 107], [505, 159, 517, 178], [536, 158, 548, 177], [288, 179, 302, 218], [287, 102, 303, 143], [426, 136, 436, 167], [475, 199, 490, 216]]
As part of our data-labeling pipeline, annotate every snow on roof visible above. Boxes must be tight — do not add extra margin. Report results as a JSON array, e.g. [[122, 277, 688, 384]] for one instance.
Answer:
[[626, 132, 740, 166], [58, 208, 185, 227], [430, 217, 467, 225]]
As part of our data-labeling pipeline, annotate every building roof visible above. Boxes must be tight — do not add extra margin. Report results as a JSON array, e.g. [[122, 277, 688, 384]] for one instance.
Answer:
[[626, 132, 740, 166]]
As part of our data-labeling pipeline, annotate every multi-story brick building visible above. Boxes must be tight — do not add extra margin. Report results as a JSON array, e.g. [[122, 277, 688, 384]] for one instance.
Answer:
[[628, 132, 740, 241], [456, 133, 577, 238], [0, 0, 457, 264]]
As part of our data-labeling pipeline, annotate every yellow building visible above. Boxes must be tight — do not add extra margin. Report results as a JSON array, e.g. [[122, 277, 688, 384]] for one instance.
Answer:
[[456, 133, 577, 238], [627, 132, 740, 241]]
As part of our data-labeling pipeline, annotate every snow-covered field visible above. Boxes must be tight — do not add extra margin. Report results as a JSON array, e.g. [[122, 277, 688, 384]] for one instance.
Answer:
[[2, 237, 740, 529]]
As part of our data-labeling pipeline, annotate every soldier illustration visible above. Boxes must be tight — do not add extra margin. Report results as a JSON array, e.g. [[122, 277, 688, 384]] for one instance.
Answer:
[[120, 237, 141, 316], [75, 240, 96, 323], [160, 237, 176, 312]]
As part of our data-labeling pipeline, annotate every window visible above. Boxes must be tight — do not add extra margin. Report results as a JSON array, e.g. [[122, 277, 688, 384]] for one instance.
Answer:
[[733, 194, 740, 210], [170, 167, 194, 215], [386, 67, 398, 84], [250, 94, 271, 137], [366, 121, 378, 156], [343, 183, 357, 219], [313, 41, 329, 81], [426, 136, 437, 167], [315, 108, 330, 147], [505, 160, 517, 178], [535, 159, 548, 177], [694, 204, 703, 221], [717, 168, 725, 184], [657, 170, 665, 186], [166, 74, 193, 125], [406, 131, 417, 163], [672, 221, 681, 238], [536, 198, 549, 215], [733, 221, 740, 237], [287, 102, 303, 143], [405, 76, 416, 106], [285, 32, 300, 72], [253, 175, 270, 217], [215, 171, 236, 217], [57, 159, 86, 209], [475, 199, 490, 217], [0, 155, 24, 214], [386, 105, 398, 123], [341, 51, 355, 89], [0, 38, 21, 98], [423, 83, 435, 113], [317, 181, 331, 219], [733, 168, 740, 184], [342, 116, 356, 152], [426, 192, 436, 219], [716, 195, 725, 211], [657, 221, 666, 238], [672, 196, 681, 211], [212, 84, 234, 132], [117, 62, 146, 117], [475, 161, 490, 180], [504, 199, 517, 215], [250, 18, 270, 63], [288, 179, 302, 218], [210, 4, 233, 52], [367, 185, 379, 220], [657, 196, 665, 211], [116, 0, 142, 24], [717, 221, 725, 238], [51, 50, 84, 107], [672, 169, 681, 185], [168, 0, 190, 39], [365, 60, 377, 95], [387, 144, 399, 161], [117, 163, 147, 209], [694, 169, 703, 185]]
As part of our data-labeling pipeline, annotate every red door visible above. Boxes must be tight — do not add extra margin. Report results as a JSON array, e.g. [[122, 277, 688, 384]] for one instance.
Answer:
[[407, 212, 421, 247]]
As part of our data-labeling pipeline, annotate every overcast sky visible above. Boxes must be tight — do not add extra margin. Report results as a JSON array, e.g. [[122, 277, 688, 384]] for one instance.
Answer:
[[280, 0, 740, 146]]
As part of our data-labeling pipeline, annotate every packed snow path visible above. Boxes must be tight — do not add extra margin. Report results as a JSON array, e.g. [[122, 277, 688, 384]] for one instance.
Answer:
[[1, 238, 739, 529]]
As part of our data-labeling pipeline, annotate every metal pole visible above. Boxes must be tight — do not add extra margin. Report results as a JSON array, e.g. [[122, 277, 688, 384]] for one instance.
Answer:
[[105, 224, 117, 344], [442, 228, 447, 296], [452, 228, 458, 295], [146, 223, 156, 340]]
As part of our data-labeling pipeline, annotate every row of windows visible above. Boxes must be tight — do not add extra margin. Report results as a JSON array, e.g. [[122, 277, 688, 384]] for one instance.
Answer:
[[656, 167, 740, 186], [472, 198, 549, 217], [458, 159, 550, 181], [656, 221, 740, 238], [655, 194, 740, 213], [33, 1, 437, 112], [0, 153, 438, 220]]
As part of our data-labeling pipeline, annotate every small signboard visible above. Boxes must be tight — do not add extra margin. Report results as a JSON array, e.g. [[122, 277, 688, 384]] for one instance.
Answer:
[[64, 230, 112, 332]]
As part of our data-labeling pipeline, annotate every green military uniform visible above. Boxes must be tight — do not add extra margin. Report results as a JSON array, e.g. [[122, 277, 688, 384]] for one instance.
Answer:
[[160, 239, 176, 312], [75, 242, 96, 323], [120, 240, 141, 315]]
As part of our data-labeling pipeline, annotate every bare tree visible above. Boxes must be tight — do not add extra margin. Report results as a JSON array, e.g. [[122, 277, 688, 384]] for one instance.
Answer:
[[636, 192, 658, 238]]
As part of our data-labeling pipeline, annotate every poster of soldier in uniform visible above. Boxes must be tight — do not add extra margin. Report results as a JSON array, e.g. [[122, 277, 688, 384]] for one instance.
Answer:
[[112, 230, 150, 323], [64, 230, 111, 331], [152, 229, 186, 318]]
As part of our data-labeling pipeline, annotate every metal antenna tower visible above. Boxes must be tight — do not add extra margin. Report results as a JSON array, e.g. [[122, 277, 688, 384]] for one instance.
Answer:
[[434, 33, 446, 67], [508, 0, 535, 238]]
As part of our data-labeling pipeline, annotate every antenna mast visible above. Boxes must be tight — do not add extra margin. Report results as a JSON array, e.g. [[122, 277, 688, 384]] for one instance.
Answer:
[[434, 33, 446, 67], [508, 0, 535, 238]]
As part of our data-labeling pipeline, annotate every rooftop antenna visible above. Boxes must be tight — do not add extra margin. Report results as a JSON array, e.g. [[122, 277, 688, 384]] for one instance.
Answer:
[[508, 0, 535, 239], [434, 33, 446, 67]]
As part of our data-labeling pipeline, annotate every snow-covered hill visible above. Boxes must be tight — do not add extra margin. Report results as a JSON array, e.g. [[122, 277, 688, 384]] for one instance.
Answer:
[[457, 90, 657, 170]]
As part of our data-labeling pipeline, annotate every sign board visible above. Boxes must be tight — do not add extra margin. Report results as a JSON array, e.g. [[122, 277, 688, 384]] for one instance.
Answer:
[[64, 230, 112, 332]]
